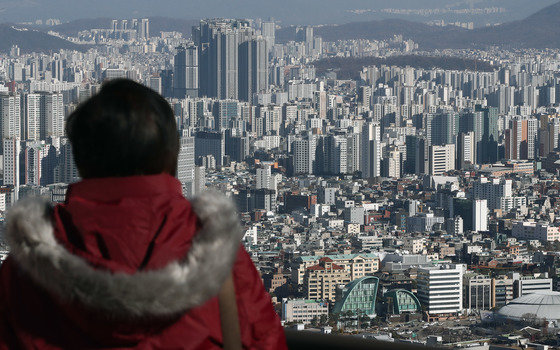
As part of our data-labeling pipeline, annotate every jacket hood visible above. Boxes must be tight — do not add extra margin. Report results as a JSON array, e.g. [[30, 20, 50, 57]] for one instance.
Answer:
[[4, 190, 244, 320]]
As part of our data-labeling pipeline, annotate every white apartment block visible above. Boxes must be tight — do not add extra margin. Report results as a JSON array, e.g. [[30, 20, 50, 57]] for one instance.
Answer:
[[473, 199, 488, 232], [417, 264, 464, 316]]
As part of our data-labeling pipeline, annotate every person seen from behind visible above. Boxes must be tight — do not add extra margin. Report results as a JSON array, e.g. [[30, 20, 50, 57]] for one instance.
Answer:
[[0, 79, 288, 349]]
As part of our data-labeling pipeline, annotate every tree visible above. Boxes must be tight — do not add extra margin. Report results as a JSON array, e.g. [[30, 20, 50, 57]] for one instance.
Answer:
[[311, 315, 319, 327]]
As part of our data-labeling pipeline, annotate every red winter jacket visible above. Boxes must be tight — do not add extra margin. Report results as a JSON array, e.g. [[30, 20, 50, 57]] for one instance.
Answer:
[[0, 174, 287, 349]]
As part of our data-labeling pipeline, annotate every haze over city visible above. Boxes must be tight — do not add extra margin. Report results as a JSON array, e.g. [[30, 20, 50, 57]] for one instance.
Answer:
[[0, 0, 557, 25]]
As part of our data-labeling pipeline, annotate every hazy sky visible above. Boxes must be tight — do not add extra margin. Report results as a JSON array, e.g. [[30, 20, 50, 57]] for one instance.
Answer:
[[0, 0, 557, 25]]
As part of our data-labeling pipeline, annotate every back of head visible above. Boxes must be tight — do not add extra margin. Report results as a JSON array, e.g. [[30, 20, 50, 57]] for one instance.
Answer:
[[66, 79, 179, 178]]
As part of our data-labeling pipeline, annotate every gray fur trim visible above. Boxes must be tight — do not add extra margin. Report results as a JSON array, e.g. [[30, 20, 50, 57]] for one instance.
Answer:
[[5, 191, 243, 318]]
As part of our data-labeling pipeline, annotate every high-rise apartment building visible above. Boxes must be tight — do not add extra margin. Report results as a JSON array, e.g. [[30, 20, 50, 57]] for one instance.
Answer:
[[39, 92, 64, 139], [475, 105, 499, 164], [292, 137, 315, 175], [431, 112, 459, 146], [193, 19, 268, 102], [261, 21, 275, 51], [173, 45, 199, 98], [139, 18, 149, 40], [361, 121, 381, 178], [56, 138, 79, 184], [505, 117, 539, 160], [23, 141, 53, 186], [239, 36, 268, 103], [0, 93, 21, 142], [3, 138, 20, 200], [457, 131, 475, 169], [256, 164, 274, 190], [471, 177, 514, 211], [23, 93, 40, 141], [473, 199, 488, 232], [177, 130, 195, 185]]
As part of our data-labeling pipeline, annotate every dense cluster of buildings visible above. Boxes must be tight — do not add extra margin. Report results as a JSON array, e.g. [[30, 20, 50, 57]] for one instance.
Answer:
[[2, 15, 560, 347]]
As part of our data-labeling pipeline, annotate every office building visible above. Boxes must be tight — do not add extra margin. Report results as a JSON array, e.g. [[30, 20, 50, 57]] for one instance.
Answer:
[[464, 274, 492, 311], [282, 299, 329, 324], [417, 264, 464, 318], [429, 144, 455, 176], [513, 275, 552, 298]]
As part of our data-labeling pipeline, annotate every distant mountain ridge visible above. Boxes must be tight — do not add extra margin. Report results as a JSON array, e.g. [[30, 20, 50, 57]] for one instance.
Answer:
[[0, 16, 198, 54], [278, 1, 560, 49], [0, 24, 86, 53], [2, 1, 560, 53], [33, 17, 198, 37]]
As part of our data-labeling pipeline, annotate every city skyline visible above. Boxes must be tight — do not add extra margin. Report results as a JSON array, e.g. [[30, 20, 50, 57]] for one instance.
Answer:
[[2, 4, 560, 347]]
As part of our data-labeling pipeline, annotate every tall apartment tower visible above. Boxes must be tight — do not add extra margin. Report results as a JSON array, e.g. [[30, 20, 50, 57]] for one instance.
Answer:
[[239, 36, 268, 103], [23, 93, 40, 141], [292, 136, 316, 175], [40, 92, 64, 139], [24, 141, 53, 186], [139, 18, 149, 40], [177, 130, 195, 184], [261, 21, 275, 50], [193, 19, 268, 102], [256, 164, 276, 191], [473, 199, 488, 232], [361, 121, 381, 178], [56, 138, 79, 184], [457, 132, 476, 169], [0, 93, 21, 142], [173, 45, 199, 98], [505, 116, 539, 160], [3, 138, 20, 200]]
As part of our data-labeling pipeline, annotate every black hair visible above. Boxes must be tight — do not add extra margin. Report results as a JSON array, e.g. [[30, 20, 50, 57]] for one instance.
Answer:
[[66, 78, 179, 178]]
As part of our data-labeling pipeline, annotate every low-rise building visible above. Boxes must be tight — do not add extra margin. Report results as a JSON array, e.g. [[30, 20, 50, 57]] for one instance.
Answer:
[[512, 221, 560, 243], [282, 299, 329, 324]]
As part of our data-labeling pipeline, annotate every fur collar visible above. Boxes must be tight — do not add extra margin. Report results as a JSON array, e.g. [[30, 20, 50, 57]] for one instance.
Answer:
[[5, 191, 243, 319]]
